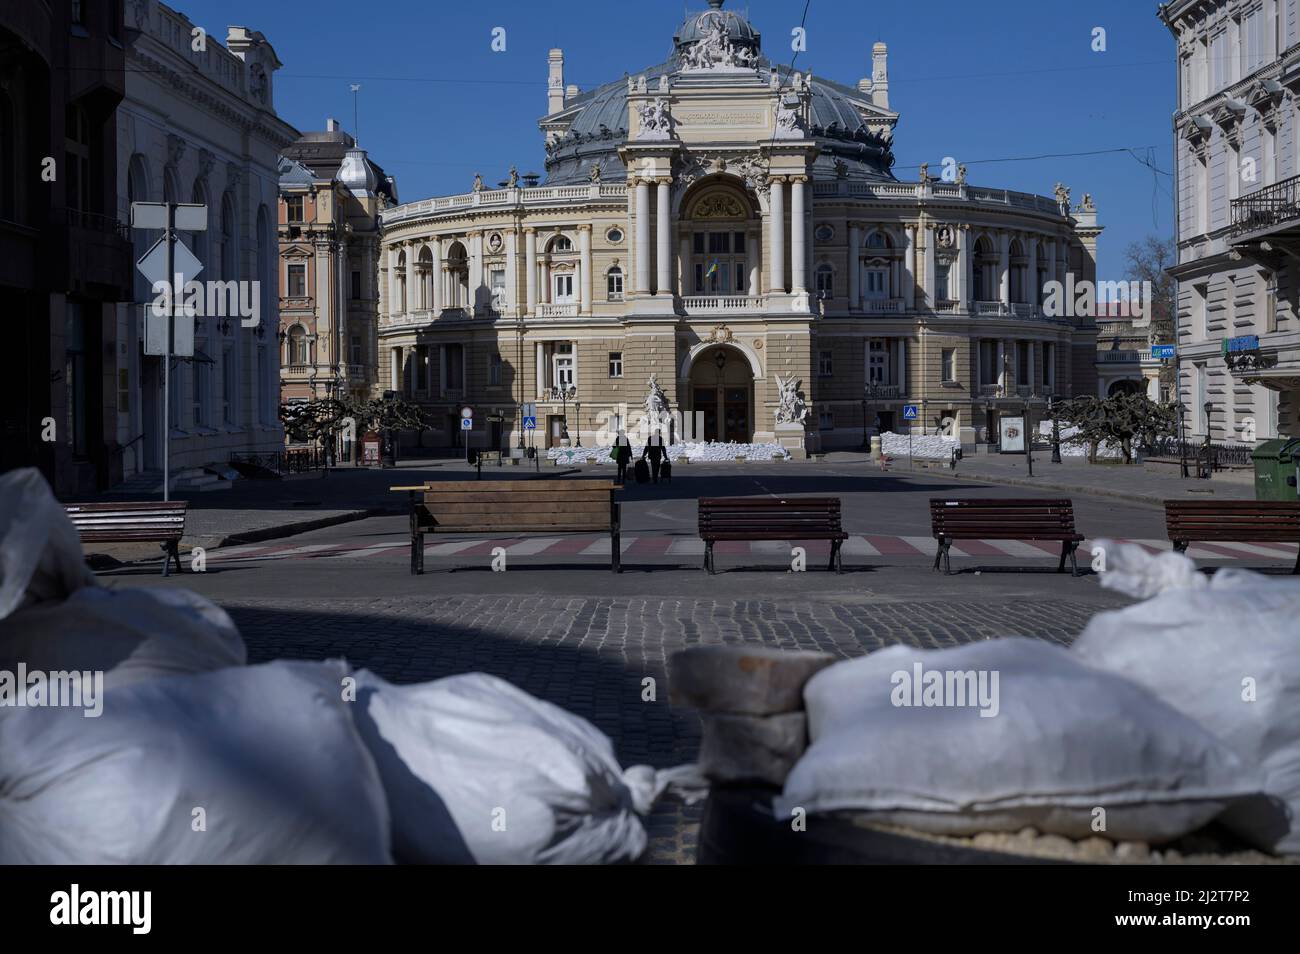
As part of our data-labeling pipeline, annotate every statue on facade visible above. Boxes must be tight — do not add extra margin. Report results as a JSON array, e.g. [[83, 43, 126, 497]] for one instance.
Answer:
[[507, 165, 519, 188], [644, 374, 670, 434], [774, 102, 803, 139], [472, 172, 484, 192], [774, 375, 810, 426], [957, 163, 967, 185], [636, 98, 672, 141], [1080, 193, 1096, 212], [1053, 182, 1071, 214], [682, 13, 755, 71], [918, 162, 930, 184], [589, 162, 602, 183]]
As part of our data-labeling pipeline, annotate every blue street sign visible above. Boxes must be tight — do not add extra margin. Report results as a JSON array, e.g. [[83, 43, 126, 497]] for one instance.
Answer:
[[460, 418, 472, 430], [1151, 344, 1176, 360], [522, 416, 536, 430], [902, 404, 920, 421], [1223, 335, 1260, 355]]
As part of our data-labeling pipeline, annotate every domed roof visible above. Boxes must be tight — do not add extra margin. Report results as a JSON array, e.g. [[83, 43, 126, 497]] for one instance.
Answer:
[[673, 1, 760, 51], [338, 145, 379, 196]]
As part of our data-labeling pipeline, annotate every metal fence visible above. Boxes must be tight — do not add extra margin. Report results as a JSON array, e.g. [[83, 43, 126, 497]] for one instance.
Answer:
[[229, 448, 328, 475], [1144, 437, 1254, 470]]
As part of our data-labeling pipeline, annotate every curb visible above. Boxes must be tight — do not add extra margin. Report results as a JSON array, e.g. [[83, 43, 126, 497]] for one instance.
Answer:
[[193, 509, 373, 550], [937, 470, 1248, 509]]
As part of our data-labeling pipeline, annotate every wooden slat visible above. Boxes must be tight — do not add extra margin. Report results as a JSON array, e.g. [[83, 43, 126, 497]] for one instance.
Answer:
[[432, 513, 607, 529], [424, 480, 614, 493], [429, 504, 609, 520]]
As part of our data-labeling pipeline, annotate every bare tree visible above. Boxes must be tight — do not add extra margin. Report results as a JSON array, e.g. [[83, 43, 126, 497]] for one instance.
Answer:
[[1124, 236, 1178, 393]]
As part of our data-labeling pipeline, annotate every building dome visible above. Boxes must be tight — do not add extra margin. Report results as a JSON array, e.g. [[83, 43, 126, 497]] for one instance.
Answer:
[[338, 145, 378, 196], [672, 1, 760, 53]]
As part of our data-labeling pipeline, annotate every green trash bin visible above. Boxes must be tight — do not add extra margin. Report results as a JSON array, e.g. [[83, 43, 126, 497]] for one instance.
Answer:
[[1252, 438, 1300, 501]]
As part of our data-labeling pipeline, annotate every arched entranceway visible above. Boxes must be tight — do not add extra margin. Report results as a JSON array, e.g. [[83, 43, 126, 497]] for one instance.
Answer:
[[688, 346, 754, 442], [1108, 378, 1143, 397]]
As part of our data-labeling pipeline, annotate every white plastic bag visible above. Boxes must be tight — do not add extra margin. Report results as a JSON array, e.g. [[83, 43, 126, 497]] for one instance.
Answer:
[[0, 468, 95, 619], [0, 586, 245, 692], [778, 638, 1260, 842], [350, 669, 690, 864], [1076, 541, 1300, 853], [0, 660, 391, 864]]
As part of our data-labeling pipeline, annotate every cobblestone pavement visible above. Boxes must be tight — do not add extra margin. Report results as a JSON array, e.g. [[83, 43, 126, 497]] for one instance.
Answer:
[[224, 593, 1124, 865]]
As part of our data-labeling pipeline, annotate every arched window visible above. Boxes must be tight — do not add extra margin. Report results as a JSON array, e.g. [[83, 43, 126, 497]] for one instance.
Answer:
[[973, 235, 997, 303], [288, 326, 307, 367], [548, 235, 573, 253], [606, 266, 624, 301], [417, 245, 433, 310], [866, 230, 890, 249], [444, 241, 469, 308], [396, 250, 407, 312], [815, 263, 834, 297], [1008, 239, 1027, 303], [220, 192, 237, 283]]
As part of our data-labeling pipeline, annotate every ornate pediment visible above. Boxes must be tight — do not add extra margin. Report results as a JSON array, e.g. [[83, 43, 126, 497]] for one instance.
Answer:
[[691, 192, 747, 219], [1246, 79, 1285, 126], [676, 152, 769, 196], [1212, 98, 1246, 145]]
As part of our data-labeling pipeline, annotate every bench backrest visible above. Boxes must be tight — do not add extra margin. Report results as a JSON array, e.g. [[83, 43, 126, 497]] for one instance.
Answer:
[[699, 497, 843, 537], [65, 501, 187, 541], [1165, 500, 1300, 541], [930, 498, 1078, 538], [420, 480, 615, 532]]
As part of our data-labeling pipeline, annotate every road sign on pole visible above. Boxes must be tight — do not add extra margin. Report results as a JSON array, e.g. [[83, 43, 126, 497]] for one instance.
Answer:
[[131, 202, 206, 502], [902, 404, 920, 421], [138, 235, 203, 358], [522, 416, 536, 430]]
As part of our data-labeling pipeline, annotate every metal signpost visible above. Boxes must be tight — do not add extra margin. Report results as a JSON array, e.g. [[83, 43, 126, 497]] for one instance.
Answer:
[[903, 403, 919, 469], [461, 405, 473, 462], [131, 201, 206, 501]]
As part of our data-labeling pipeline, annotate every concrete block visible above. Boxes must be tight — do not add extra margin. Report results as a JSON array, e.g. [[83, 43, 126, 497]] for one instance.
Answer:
[[698, 711, 808, 787], [669, 645, 837, 715]]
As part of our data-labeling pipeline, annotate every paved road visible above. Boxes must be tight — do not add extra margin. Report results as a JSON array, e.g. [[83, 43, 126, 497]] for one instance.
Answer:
[[99, 461, 1288, 863]]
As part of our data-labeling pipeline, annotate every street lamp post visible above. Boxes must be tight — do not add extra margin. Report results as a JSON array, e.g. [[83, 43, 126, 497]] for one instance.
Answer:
[[1023, 399, 1034, 477], [1202, 400, 1214, 479], [516, 315, 525, 450], [549, 385, 576, 446], [1049, 394, 1062, 464], [1177, 400, 1189, 478], [574, 401, 582, 447], [860, 396, 870, 450]]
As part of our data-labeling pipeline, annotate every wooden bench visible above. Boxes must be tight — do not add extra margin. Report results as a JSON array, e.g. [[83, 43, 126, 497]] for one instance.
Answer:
[[930, 498, 1084, 576], [698, 497, 847, 574], [1165, 500, 1300, 574], [64, 501, 188, 576], [393, 479, 621, 574]]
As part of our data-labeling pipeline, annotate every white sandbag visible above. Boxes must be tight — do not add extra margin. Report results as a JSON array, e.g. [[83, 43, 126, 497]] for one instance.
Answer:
[[1075, 543, 1300, 853], [777, 638, 1260, 842], [350, 669, 675, 864], [0, 468, 95, 619], [0, 659, 391, 864], [0, 586, 245, 693]]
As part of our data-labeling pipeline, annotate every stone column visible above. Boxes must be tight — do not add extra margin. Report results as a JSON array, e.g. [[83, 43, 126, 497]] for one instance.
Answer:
[[1028, 341, 1037, 394], [656, 178, 672, 297], [769, 176, 786, 294], [996, 339, 1007, 393], [923, 226, 936, 307], [790, 176, 807, 294], [903, 224, 916, 310], [429, 239, 441, 314], [391, 346, 401, 391], [579, 224, 593, 314], [388, 246, 399, 316], [680, 236, 692, 297], [896, 338, 907, 395], [468, 231, 483, 314], [504, 231, 516, 316], [635, 178, 652, 295], [1046, 241, 1057, 298], [848, 223, 861, 310], [998, 233, 1010, 306], [1026, 236, 1038, 308], [525, 228, 537, 315], [955, 226, 968, 306], [404, 243, 416, 313]]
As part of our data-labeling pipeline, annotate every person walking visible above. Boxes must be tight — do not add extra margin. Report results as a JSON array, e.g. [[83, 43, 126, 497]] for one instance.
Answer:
[[611, 429, 633, 484], [642, 429, 667, 484]]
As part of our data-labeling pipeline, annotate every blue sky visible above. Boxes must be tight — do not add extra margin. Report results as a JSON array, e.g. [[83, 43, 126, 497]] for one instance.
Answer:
[[176, 0, 1177, 281]]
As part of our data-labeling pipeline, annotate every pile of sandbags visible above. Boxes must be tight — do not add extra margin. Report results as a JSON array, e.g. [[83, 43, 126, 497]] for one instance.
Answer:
[[1073, 540, 1300, 854], [669, 645, 835, 787], [777, 638, 1260, 842], [0, 468, 683, 864]]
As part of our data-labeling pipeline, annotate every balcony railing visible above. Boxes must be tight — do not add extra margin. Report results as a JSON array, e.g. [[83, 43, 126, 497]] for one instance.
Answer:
[[863, 384, 902, 400], [978, 384, 1005, 398], [682, 295, 766, 312], [1096, 350, 1142, 363], [974, 301, 1007, 316], [1230, 173, 1300, 238], [861, 298, 903, 314], [537, 302, 578, 318]]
